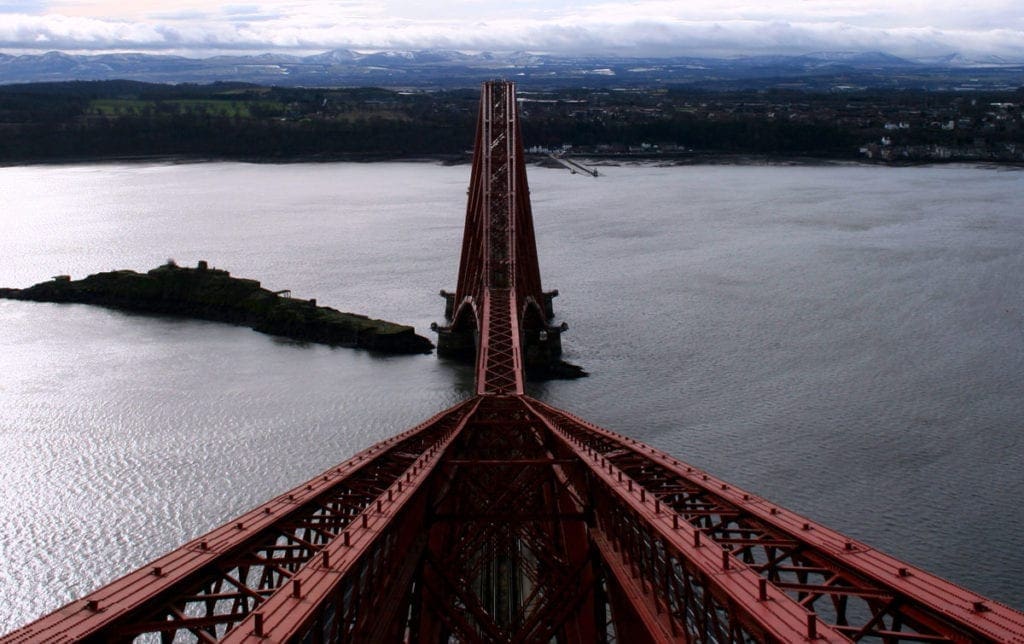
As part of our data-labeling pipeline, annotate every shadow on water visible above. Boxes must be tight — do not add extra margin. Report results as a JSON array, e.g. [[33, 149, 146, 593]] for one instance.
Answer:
[[434, 355, 477, 395]]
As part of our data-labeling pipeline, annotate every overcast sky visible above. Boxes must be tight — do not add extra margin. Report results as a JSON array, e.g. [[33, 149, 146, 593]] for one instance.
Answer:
[[1, 0, 1023, 60]]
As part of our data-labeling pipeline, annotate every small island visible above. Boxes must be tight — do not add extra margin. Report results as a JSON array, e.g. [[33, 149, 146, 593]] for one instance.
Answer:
[[0, 261, 434, 354]]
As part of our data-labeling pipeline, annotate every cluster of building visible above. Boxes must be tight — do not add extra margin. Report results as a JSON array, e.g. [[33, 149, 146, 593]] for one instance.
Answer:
[[515, 89, 1024, 162]]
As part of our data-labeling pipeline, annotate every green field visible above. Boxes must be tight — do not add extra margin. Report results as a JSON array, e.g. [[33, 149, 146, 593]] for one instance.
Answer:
[[88, 98, 280, 117]]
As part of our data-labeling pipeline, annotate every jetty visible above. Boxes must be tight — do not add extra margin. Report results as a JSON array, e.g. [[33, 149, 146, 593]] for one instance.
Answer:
[[548, 152, 599, 176]]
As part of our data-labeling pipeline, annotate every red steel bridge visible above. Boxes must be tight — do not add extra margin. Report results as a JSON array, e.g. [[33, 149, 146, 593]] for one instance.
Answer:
[[5, 81, 1023, 643]]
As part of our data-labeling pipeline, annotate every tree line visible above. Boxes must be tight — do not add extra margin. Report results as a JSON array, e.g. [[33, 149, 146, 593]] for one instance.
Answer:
[[2, 80, 1020, 162]]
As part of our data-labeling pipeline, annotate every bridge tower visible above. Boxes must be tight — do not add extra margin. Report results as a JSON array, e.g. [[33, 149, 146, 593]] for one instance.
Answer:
[[5, 82, 1024, 643], [435, 80, 563, 387]]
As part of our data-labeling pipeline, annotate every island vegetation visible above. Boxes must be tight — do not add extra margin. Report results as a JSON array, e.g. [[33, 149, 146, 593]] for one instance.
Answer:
[[0, 261, 434, 354]]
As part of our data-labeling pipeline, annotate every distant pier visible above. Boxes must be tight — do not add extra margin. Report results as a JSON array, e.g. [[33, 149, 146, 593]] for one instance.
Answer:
[[548, 153, 599, 176]]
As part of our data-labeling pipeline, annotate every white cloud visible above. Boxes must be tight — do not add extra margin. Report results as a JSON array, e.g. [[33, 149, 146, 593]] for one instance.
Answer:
[[0, 0, 1023, 59]]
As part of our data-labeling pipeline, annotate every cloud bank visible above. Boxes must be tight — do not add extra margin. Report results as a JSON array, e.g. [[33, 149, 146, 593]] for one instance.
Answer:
[[1, 1, 1023, 59]]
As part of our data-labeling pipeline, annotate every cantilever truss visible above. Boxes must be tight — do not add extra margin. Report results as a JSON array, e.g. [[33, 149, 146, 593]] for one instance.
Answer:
[[5, 82, 1023, 643], [439, 81, 549, 396], [7, 395, 1023, 642]]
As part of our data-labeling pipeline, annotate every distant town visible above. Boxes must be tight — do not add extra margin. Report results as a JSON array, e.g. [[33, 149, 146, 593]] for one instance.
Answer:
[[1, 79, 1022, 164], [519, 87, 1023, 163]]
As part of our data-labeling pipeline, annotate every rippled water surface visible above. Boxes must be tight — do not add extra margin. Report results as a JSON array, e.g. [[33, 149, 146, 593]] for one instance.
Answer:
[[1, 161, 1022, 629]]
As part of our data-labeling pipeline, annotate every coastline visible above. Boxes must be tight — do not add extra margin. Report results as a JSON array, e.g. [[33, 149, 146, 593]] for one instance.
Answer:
[[4, 151, 1023, 169]]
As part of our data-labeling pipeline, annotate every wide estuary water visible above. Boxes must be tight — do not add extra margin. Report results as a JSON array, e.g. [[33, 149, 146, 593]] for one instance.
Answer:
[[1, 161, 1022, 630]]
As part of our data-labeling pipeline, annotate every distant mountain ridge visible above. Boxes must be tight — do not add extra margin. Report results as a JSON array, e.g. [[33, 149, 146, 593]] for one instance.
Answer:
[[2, 48, 1023, 89]]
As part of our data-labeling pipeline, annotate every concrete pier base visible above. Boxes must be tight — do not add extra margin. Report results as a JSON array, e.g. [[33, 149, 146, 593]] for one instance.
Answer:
[[434, 291, 582, 378], [522, 324, 565, 368], [433, 324, 477, 361]]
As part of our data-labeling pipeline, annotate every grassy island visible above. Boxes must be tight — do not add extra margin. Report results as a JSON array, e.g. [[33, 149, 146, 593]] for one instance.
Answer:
[[0, 261, 434, 354]]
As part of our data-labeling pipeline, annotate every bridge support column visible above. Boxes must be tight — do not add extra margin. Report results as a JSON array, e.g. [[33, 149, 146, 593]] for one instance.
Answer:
[[433, 291, 477, 361], [522, 323, 567, 371], [435, 314, 571, 377], [433, 324, 477, 361]]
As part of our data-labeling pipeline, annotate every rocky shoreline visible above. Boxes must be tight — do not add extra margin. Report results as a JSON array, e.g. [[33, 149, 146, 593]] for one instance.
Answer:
[[0, 262, 434, 354]]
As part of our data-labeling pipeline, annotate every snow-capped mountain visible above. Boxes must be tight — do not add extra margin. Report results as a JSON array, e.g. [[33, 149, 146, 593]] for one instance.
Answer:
[[1, 49, 1021, 89]]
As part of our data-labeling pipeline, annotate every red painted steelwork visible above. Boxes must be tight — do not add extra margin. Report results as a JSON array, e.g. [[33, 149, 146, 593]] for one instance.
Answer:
[[11, 394, 1023, 642], [526, 397, 1024, 642], [211, 395, 606, 643], [452, 81, 544, 321], [5, 80, 1024, 644], [442, 81, 543, 395], [476, 288, 524, 395], [1, 400, 477, 643], [221, 398, 482, 643]]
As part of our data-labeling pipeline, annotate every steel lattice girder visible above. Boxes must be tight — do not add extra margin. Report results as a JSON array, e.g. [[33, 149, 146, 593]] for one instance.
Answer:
[[524, 397, 1024, 643], [8, 398, 1024, 643], [409, 396, 600, 643], [224, 395, 606, 643], [445, 81, 544, 398], [476, 288, 524, 395], [1, 400, 477, 644]]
